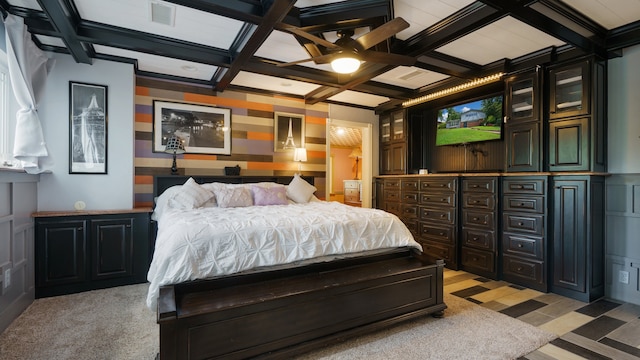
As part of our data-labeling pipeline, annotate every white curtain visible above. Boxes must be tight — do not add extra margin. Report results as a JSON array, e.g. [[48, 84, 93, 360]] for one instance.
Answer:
[[3, 14, 55, 173]]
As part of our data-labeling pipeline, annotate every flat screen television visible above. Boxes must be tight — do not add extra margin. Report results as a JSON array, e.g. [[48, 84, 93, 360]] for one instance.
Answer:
[[435, 94, 503, 146]]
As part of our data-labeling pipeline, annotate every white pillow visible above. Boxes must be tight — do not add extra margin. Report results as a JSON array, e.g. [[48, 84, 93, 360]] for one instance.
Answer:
[[286, 174, 317, 203], [214, 187, 253, 208], [171, 177, 215, 209]]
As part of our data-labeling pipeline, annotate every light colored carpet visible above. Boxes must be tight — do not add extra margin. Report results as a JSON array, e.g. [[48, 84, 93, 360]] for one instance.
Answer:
[[0, 283, 555, 360]]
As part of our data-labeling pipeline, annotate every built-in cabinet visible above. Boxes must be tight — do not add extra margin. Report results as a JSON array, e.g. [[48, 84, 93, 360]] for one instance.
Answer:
[[343, 180, 362, 207], [34, 209, 151, 298], [547, 58, 606, 172], [460, 177, 498, 278], [551, 175, 605, 302], [380, 110, 406, 175], [504, 69, 542, 172], [501, 176, 548, 292], [376, 174, 606, 301]]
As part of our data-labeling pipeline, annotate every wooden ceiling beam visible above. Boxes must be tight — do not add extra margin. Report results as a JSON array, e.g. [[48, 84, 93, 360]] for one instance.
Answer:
[[213, 0, 298, 91], [36, 0, 93, 64]]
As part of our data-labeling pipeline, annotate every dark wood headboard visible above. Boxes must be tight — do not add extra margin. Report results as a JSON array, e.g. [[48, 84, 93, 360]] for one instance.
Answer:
[[153, 175, 315, 198]]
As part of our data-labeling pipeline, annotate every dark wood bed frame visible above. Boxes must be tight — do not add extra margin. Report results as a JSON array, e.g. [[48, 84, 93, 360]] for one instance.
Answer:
[[152, 175, 447, 360]]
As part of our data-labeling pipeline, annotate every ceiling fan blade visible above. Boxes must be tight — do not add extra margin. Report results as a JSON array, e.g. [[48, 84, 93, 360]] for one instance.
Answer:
[[276, 53, 335, 67], [356, 17, 410, 50], [282, 26, 340, 49], [360, 50, 415, 66]]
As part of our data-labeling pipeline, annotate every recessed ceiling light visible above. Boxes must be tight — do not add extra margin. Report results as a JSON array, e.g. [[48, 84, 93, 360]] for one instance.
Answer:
[[337, 128, 345, 135], [181, 65, 197, 72]]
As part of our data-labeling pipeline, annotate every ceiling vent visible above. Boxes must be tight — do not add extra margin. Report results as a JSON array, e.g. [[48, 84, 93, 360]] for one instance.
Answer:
[[149, 1, 175, 26], [398, 70, 425, 81]]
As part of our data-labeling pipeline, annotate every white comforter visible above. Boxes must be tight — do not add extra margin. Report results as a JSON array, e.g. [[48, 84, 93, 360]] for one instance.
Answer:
[[146, 201, 421, 309]]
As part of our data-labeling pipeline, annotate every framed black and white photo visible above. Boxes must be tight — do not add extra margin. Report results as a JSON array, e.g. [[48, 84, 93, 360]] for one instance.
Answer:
[[274, 112, 305, 152], [69, 81, 108, 174], [153, 100, 231, 155]]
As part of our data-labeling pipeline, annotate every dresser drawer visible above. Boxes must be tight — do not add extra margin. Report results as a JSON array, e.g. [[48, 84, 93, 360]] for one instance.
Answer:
[[421, 241, 454, 264], [420, 178, 457, 192], [461, 247, 495, 273], [401, 191, 419, 204], [344, 188, 359, 201], [462, 193, 495, 210], [503, 232, 544, 260], [503, 213, 544, 235], [383, 179, 400, 189], [462, 177, 497, 193], [502, 255, 545, 288], [419, 192, 456, 207], [385, 201, 401, 216], [384, 190, 399, 203], [503, 178, 546, 195], [343, 180, 361, 190], [401, 179, 419, 191], [462, 228, 495, 251], [462, 209, 495, 229], [400, 204, 418, 219], [419, 223, 455, 244], [503, 195, 545, 213], [419, 207, 456, 224], [402, 219, 419, 237]]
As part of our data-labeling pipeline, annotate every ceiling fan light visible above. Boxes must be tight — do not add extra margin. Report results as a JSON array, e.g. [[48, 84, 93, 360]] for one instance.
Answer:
[[331, 57, 361, 74]]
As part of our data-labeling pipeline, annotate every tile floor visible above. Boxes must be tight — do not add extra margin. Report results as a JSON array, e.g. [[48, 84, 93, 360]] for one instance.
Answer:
[[443, 269, 640, 359]]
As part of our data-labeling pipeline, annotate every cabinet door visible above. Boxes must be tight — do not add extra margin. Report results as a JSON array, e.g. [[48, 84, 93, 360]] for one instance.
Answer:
[[391, 110, 404, 141], [549, 61, 590, 119], [390, 143, 406, 174], [506, 121, 540, 172], [380, 145, 392, 174], [552, 179, 586, 293], [506, 72, 538, 123], [91, 218, 134, 280], [36, 220, 87, 287], [548, 117, 589, 171], [380, 114, 391, 143]]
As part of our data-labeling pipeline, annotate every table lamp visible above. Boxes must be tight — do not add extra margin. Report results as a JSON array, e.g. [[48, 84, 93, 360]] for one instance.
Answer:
[[293, 147, 307, 174], [349, 147, 362, 180], [165, 135, 185, 175]]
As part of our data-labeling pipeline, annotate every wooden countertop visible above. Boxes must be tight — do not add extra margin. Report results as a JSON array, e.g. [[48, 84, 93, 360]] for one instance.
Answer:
[[375, 172, 611, 178], [32, 207, 152, 218]]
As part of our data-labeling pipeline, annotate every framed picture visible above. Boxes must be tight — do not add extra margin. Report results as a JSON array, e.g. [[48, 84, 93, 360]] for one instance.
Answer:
[[274, 112, 305, 152], [153, 100, 231, 155], [69, 81, 108, 174]]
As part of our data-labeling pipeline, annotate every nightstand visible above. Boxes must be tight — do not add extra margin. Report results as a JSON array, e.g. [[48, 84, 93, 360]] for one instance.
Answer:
[[343, 180, 362, 207]]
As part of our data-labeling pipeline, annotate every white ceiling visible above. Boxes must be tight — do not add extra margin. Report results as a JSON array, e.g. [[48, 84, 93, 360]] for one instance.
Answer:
[[6, 0, 640, 109]]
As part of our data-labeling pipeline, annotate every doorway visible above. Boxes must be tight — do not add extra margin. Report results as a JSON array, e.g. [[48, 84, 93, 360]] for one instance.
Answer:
[[326, 119, 373, 208]]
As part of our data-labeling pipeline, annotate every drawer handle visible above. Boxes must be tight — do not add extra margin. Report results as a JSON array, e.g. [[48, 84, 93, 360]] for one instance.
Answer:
[[471, 185, 479, 188], [441, 199, 447, 202], [472, 217, 479, 221], [473, 257, 478, 261], [517, 244, 523, 248], [473, 200, 479, 204], [440, 214, 446, 218], [519, 203, 525, 206], [518, 222, 524, 226], [439, 232, 445, 236], [424, 212, 430, 216], [517, 267, 523, 271], [472, 237, 479, 241]]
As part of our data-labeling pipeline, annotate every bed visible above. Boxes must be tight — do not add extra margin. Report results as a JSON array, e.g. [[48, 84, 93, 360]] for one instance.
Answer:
[[150, 175, 446, 360]]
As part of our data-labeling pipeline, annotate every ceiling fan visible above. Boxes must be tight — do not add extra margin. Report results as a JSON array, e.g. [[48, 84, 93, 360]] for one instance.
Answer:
[[279, 17, 415, 74]]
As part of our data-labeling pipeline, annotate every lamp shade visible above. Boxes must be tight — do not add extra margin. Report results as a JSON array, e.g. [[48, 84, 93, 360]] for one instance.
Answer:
[[165, 135, 185, 154], [349, 147, 362, 158], [293, 147, 307, 162]]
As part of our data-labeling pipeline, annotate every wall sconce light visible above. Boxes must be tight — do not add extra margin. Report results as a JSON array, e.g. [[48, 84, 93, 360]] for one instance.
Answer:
[[164, 135, 185, 175], [349, 147, 362, 180], [293, 147, 307, 174]]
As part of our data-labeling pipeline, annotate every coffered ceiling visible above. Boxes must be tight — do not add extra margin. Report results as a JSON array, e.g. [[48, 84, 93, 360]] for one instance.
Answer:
[[2, 0, 640, 111]]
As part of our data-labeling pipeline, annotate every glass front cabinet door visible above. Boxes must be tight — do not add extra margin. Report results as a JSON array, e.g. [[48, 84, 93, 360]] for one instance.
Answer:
[[506, 72, 538, 123], [549, 60, 590, 119]]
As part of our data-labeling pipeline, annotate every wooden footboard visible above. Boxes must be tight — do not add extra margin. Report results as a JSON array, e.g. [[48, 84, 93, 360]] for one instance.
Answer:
[[157, 248, 446, 360]]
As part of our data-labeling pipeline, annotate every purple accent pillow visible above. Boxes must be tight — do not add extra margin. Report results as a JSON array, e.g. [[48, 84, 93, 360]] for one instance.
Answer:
[[252, 185, 289, 206]]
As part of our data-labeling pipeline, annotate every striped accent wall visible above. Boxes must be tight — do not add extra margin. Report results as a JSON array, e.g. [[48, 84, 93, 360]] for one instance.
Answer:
[[134, 77, 327, 207]]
